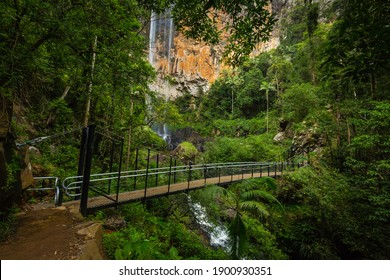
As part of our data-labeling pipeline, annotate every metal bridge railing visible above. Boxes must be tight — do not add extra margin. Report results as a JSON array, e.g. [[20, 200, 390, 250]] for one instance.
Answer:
[[31, 160, 306, 212], [30, 176, 61, 206], [62, 161, 299, 208]]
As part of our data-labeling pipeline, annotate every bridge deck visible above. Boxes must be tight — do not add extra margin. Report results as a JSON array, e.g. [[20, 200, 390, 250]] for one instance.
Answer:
[[72, 171, 283, 212]]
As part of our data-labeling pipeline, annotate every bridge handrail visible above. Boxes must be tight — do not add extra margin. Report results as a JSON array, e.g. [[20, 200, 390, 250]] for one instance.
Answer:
[[61, 161, 280, 196], [32, 176, 61, 205]]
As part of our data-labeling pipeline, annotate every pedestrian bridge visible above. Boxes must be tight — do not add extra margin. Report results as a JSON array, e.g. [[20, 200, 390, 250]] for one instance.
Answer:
[[33, 161, 304, 216]]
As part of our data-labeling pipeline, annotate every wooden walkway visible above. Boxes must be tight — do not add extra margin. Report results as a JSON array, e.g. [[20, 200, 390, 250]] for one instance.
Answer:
[[73, 171, 283, 211]]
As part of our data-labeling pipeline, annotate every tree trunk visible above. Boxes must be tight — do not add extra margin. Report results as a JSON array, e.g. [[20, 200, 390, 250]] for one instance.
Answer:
[[83, 36, 98, 127], [0, 95, 22, 211]]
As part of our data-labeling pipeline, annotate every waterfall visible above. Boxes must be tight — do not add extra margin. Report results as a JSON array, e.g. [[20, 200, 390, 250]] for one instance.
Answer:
[[148, 9, 174, 73], [152, 123, 171, 145], [148, 11, 157, 66], [187, 195, 230, 250], [167, 9, 174, 73], [148, 9, 176, 144]]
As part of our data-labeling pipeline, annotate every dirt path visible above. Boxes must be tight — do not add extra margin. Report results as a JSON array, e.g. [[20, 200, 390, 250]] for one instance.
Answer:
[[0, 203, 105, 260]]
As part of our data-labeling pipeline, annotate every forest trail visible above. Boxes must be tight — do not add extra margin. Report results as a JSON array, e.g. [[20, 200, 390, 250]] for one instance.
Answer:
[[0, 203, 105, 260]]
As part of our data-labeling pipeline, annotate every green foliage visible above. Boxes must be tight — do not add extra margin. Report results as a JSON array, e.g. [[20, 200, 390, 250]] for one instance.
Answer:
[[204, 133, 285, 163], [103, 201, 228, 260], [276, 166, 350, 259], [212, 118, 266, 137], [281, 83, 320, 123], [132, 126, 167, 151], [0, 207, 18, 242], [322, 0, 390, 99], [206, 177, 284, 259], [175, 141, 198, 161]]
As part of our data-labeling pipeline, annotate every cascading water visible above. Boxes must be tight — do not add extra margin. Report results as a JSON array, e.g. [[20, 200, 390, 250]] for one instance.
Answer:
[[167, 8, 174, 73], [148, 8, 175, 73], [187, 195, 230, 250], [152, 123, 171, 145], [148, 9, 175, 146], [148, 11, 157, 66]]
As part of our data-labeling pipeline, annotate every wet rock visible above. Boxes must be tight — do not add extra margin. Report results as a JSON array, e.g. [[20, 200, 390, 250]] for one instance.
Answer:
[[273, 131, 286, 142], [103, 216, 127, 231]]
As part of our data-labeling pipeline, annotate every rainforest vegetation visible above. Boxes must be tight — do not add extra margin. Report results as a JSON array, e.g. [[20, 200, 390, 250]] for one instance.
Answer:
[[1, 0, 389, 259]]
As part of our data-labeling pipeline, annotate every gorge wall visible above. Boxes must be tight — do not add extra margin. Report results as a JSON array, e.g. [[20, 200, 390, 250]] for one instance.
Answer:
[[147, 5, 280, 100], [148, 0, 333, 100]]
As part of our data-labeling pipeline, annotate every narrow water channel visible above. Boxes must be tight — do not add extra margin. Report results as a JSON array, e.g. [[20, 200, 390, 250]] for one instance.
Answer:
[[187, 195, 230, 251]]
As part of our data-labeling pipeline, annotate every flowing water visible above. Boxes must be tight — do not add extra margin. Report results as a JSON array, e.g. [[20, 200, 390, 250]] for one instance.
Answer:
[[187, 195, 230, 250]]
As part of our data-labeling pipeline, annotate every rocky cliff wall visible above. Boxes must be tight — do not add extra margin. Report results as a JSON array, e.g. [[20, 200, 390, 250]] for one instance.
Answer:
[[148, 5, 281, 100], [148, 0, 333, 99]]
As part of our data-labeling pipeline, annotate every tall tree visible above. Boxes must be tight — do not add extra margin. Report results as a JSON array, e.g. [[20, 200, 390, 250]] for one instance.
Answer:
[[260, 81, 275, 133]]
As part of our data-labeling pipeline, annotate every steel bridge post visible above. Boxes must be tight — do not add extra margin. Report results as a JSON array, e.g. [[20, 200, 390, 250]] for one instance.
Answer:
[[173, 158, 177, 184], [155, 153, 159, 187], [107, 139, 115, 193], [133, 148, 138, 190], [144, 149, 151, 201], [76, 127, 88, 200], [204, 164, 207, 185], [275, 163, 277, 177], [80, 125, 95, 217], [115, 137, 124, 203], [168, 156, 172, 194], [187, 161, 192, 192]]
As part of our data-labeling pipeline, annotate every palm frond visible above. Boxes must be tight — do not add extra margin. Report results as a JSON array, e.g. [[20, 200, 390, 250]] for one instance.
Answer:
[[239, 177, 277, 192], [228, 214, 247, 259], [205, 184, 236, 202], [240, 201, 270, 217]]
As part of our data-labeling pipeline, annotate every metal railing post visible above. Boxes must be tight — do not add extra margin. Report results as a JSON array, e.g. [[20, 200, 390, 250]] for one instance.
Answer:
[[155, 153, 159, 187], [80, 125, 95, 217], [76, 127, 88, 200], [133, 148, 139, 190], [116, 137, 124, 203], [168, 156, 172, 194], [144, 149, 151, 200], [187, 161, 192, 192], [173, 158, 177, 184], [107, 139, 115, 193], [204, 164, 207, 185]]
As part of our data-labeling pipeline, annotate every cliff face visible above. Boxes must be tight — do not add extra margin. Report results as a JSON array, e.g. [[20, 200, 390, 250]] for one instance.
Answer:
[[148, 0, 331, 99], [148, 4, 282, 99]]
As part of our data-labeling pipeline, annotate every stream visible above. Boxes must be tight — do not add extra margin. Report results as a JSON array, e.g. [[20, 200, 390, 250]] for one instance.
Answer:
[[187, 195, 230, 251]]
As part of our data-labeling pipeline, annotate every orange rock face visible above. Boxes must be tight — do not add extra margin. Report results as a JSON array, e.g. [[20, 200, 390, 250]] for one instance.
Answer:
[[148, 7, 279, 98]]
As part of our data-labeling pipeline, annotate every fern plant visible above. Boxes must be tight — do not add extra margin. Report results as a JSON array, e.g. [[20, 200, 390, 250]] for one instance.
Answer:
[[206, 177, 283, 259]]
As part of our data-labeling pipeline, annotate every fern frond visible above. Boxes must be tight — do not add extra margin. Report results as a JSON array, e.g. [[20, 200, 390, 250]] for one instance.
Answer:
[[240, 201, 270, 217]]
